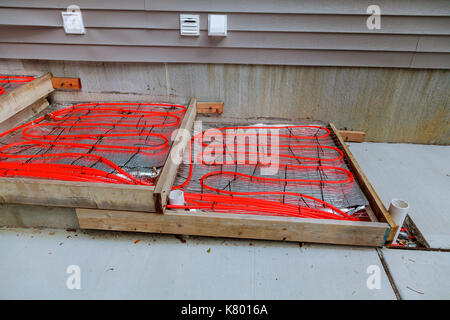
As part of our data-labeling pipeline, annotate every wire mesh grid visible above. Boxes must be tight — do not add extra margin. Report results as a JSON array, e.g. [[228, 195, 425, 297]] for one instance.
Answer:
[[0, 101, 187, 185], [0, 75, 35, 96], [173, 121, 370, 220]]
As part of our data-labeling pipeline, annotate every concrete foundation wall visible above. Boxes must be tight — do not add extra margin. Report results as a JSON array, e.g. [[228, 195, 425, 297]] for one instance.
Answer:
[[1, 59, 449, 144]]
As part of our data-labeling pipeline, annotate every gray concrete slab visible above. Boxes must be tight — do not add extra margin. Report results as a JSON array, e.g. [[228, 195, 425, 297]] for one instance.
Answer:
[[381, 248, 450, 299], [0, 227, 396, 300], [349, 143, 450, 248]]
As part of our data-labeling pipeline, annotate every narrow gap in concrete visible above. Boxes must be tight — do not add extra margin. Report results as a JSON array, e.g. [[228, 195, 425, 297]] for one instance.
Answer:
[[386, 246, 450, 253], [386, 215, 450, 252], [376, 248, 402, 300], [388, 214, 429, 249], [404, 215, 429, 248]]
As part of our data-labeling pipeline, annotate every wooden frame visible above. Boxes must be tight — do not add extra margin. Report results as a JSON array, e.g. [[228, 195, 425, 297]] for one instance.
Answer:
[[75, 122, 396, 247], [0, 77, 197, 212], [154, 98, 197, 213], [76, 208, 389, 247], [329, 124, 398, 242], [0, 80, 395, 246]]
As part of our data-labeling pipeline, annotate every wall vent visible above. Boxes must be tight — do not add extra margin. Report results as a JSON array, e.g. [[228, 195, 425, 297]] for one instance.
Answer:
[[180, 14, 200, 36]]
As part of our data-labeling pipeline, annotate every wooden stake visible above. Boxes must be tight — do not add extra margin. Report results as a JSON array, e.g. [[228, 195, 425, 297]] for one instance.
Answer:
[[51, 77, 82, 90], [197, 102, 223, 114]]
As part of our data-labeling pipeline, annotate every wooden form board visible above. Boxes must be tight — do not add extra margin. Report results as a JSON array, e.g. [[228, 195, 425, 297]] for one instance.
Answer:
[[77, 208, 389, 247], [0, 178, 156, 212], [0, 80, 196, 212], [153, 98, 197, 213], [51, 77, 82, 90], [196, 101, 223, 114], [0, 97, 49, 134], [338, 130, 366, 142], [0, 73, 54, 124], [329, 123, 397, 242]]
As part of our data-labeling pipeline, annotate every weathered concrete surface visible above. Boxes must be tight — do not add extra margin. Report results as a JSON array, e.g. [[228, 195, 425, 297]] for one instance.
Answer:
[[0, 226, 396, 299], [349, 142, 450, 248], [0, 204, 78, 229], [381, 249, 450, 299], [1, 59, 449, 144]]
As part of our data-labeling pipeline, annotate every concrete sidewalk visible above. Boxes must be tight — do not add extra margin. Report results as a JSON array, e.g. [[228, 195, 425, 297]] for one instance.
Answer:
[[0, 226, 396, 299], [349, 143, 450, 248]]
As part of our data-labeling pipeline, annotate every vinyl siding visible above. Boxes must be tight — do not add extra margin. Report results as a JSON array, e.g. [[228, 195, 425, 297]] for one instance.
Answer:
[[0, 1, 449, 68]]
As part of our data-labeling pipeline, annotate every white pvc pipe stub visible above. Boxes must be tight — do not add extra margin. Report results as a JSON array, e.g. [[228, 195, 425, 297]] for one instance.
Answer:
[[168, 190, 185, 206], [388, 199, 410, 243]]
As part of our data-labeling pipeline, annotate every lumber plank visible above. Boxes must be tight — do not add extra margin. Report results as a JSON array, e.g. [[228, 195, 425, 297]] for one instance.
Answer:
[[51, 77, 82, 90], [330, 123, 397, 242], [0, 97, 49, 134], [196, 101, 223, 114], [0, 177, 156, 212], [153, 98, 197, 213], [365, 205, 379, 223], [338, 130, 366, 142], [0, 73, 54, 124], [76, 208, 389, 247]]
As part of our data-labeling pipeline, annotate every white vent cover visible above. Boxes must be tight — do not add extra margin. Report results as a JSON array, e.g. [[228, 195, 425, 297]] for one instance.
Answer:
[[180, 14, 200, 36], [208, 14, 227, 36], [61, 5, 85, 34]]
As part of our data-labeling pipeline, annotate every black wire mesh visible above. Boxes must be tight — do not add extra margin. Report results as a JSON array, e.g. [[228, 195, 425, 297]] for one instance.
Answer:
[[0, 102, 187, 185], [174, 121, 370, 219]]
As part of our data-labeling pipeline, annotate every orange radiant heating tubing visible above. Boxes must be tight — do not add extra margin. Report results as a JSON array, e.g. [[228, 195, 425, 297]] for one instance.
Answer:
[[168, 125, 360, 221], [0, 75, 35, 95], [0, 99, 361, 221]]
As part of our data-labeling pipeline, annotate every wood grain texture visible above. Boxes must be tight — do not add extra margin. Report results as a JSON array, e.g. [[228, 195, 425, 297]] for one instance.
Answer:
[[0, 73, 54, 124], [0, 97, 48, 134], [197, 101, 223, 114], [0, 177, 156, 212], [330, 123, 398, 242], [76, 208, 389, 247], [338, 130, 366, 142], [51, 77, 81, 90], [153, 98, 197, 213]]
